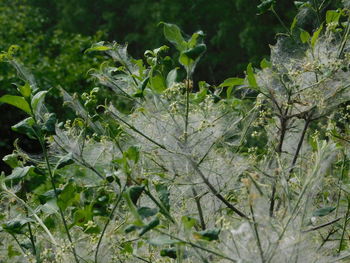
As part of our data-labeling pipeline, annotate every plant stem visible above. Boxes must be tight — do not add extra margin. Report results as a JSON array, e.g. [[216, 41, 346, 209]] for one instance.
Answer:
[[95, 187, 125, 263], [270, 116, 287, 217], [271, 7, 293, 40], [189, 158, 248, 219], [249, 204, 265, 263], [39, 137, 80, 263], [156, 230, 237, 262], [288, 118, 311, 179], [184, 75, 191, 143], [2, 187, 57, 246], [338, 197, 350, 254], [192, 187, 206, 230], [11, 234, 26, 255]]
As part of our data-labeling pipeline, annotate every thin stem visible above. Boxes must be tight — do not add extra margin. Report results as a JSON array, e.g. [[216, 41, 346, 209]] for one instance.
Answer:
[[338, 15, 350, 58], [250, 204, 265, 263], [2, 186, 57, 246], [192, 187, 206, 230], [288, 118, 311, 178], [38, 137, 80, 263], [189, 158, 249, 219], [109, 110, 168, 150], [271, 7, 294, 41], [338, 197, 350, 254], [95, 187, 125, 263], [302, 217, 341, 233], [156, 229, 237, 262], [270, 117, 287, 217], [312, 0, 321, 26], [184, 76, 191, 142], [336, 155, 346, 218], [11, 234, 26, 255]]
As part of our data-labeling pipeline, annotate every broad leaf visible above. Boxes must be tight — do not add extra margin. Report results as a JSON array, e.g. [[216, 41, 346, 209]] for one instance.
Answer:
[[148, 236, 179, 246], [85, 42, 112, 53], [31, 90, 48, 113], [2, 218, 34, 235], [160, 248, 177, 259], [0, 95, 31, 114], [11, 117, 36, 139], [300, 30, 311, 44], [311, 24, 323, 49], [17, 82, 31, 98], [161, 23, 187, 51], [155, 183, 170, 211], [128, 185, 144, 205], [55, 153, 74, 170], [137, 207, 158, 219], [219, 78, 244, 88], [6, 166, 34, 180], [193, 228, 221, 241], [139, 217, 160, 236], [246, 63, 258, 89], [313, 206, 336, 217]]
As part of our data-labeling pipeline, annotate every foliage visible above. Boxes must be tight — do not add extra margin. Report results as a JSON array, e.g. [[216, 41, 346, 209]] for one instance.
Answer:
[[1, 1, 350, 262], [0, 0, 105, 171]]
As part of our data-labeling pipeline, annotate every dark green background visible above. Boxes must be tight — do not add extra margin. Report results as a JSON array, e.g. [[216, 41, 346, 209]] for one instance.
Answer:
[[0, 0, 340, 172]]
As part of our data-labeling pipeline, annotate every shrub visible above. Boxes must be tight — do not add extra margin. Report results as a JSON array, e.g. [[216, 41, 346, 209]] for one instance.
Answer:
[[0, 1, 350, 262]]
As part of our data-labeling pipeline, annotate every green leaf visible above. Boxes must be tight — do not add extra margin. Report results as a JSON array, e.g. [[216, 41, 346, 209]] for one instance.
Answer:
[[294, 1, 309, 8], [290, 17, 298, 34], [124, 146, 140, 163], [192, 84, 208, 103], [2, 218, 33, 235], [246, 63, 258, 89], [42, 113, 56, 134], [155, 183, 170, 211], [181, 216, 198, 232], [139, 217, 160, 236], [7, 244, 21, 258], [182, 44, 206, 60], [193, 228, 221, 241], [39, 189, 62, 204], [85, 42, 112, 53], [11, 117, 36, 139], [311, 24, 323, 49], [31, 90, 48, 113], [166, 68, 178, 88], [326, 10, 340, 25], [17, 82, 31, 98], [137, 207, 158, 219], [257, 0, 276, 14], [73, 206, 93, 227], [148, 236, 180, 246], [0, 95, 31, 114], [134, 77, 149, 97], [179, 53, 193, 68], [124, 224, 140, 233], [2, 153, 19, 168], [55, 152, 74, 170], [150, 71, 167, 93], [313, 206, 336, 217], [57, 181, 77, 211], [300, 29, 311, 43], [160, 248, 177, 259], [128, 185, 145, 205], [188, 30, 205, 48], [260, 58, 272, 69], [161, 23, 187, 51], [219, 77, 244, 88], [6, 166, 35, 180]]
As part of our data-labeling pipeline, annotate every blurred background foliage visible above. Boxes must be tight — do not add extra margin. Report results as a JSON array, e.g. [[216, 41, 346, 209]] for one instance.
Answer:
[[0, 0, 342, 172]]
